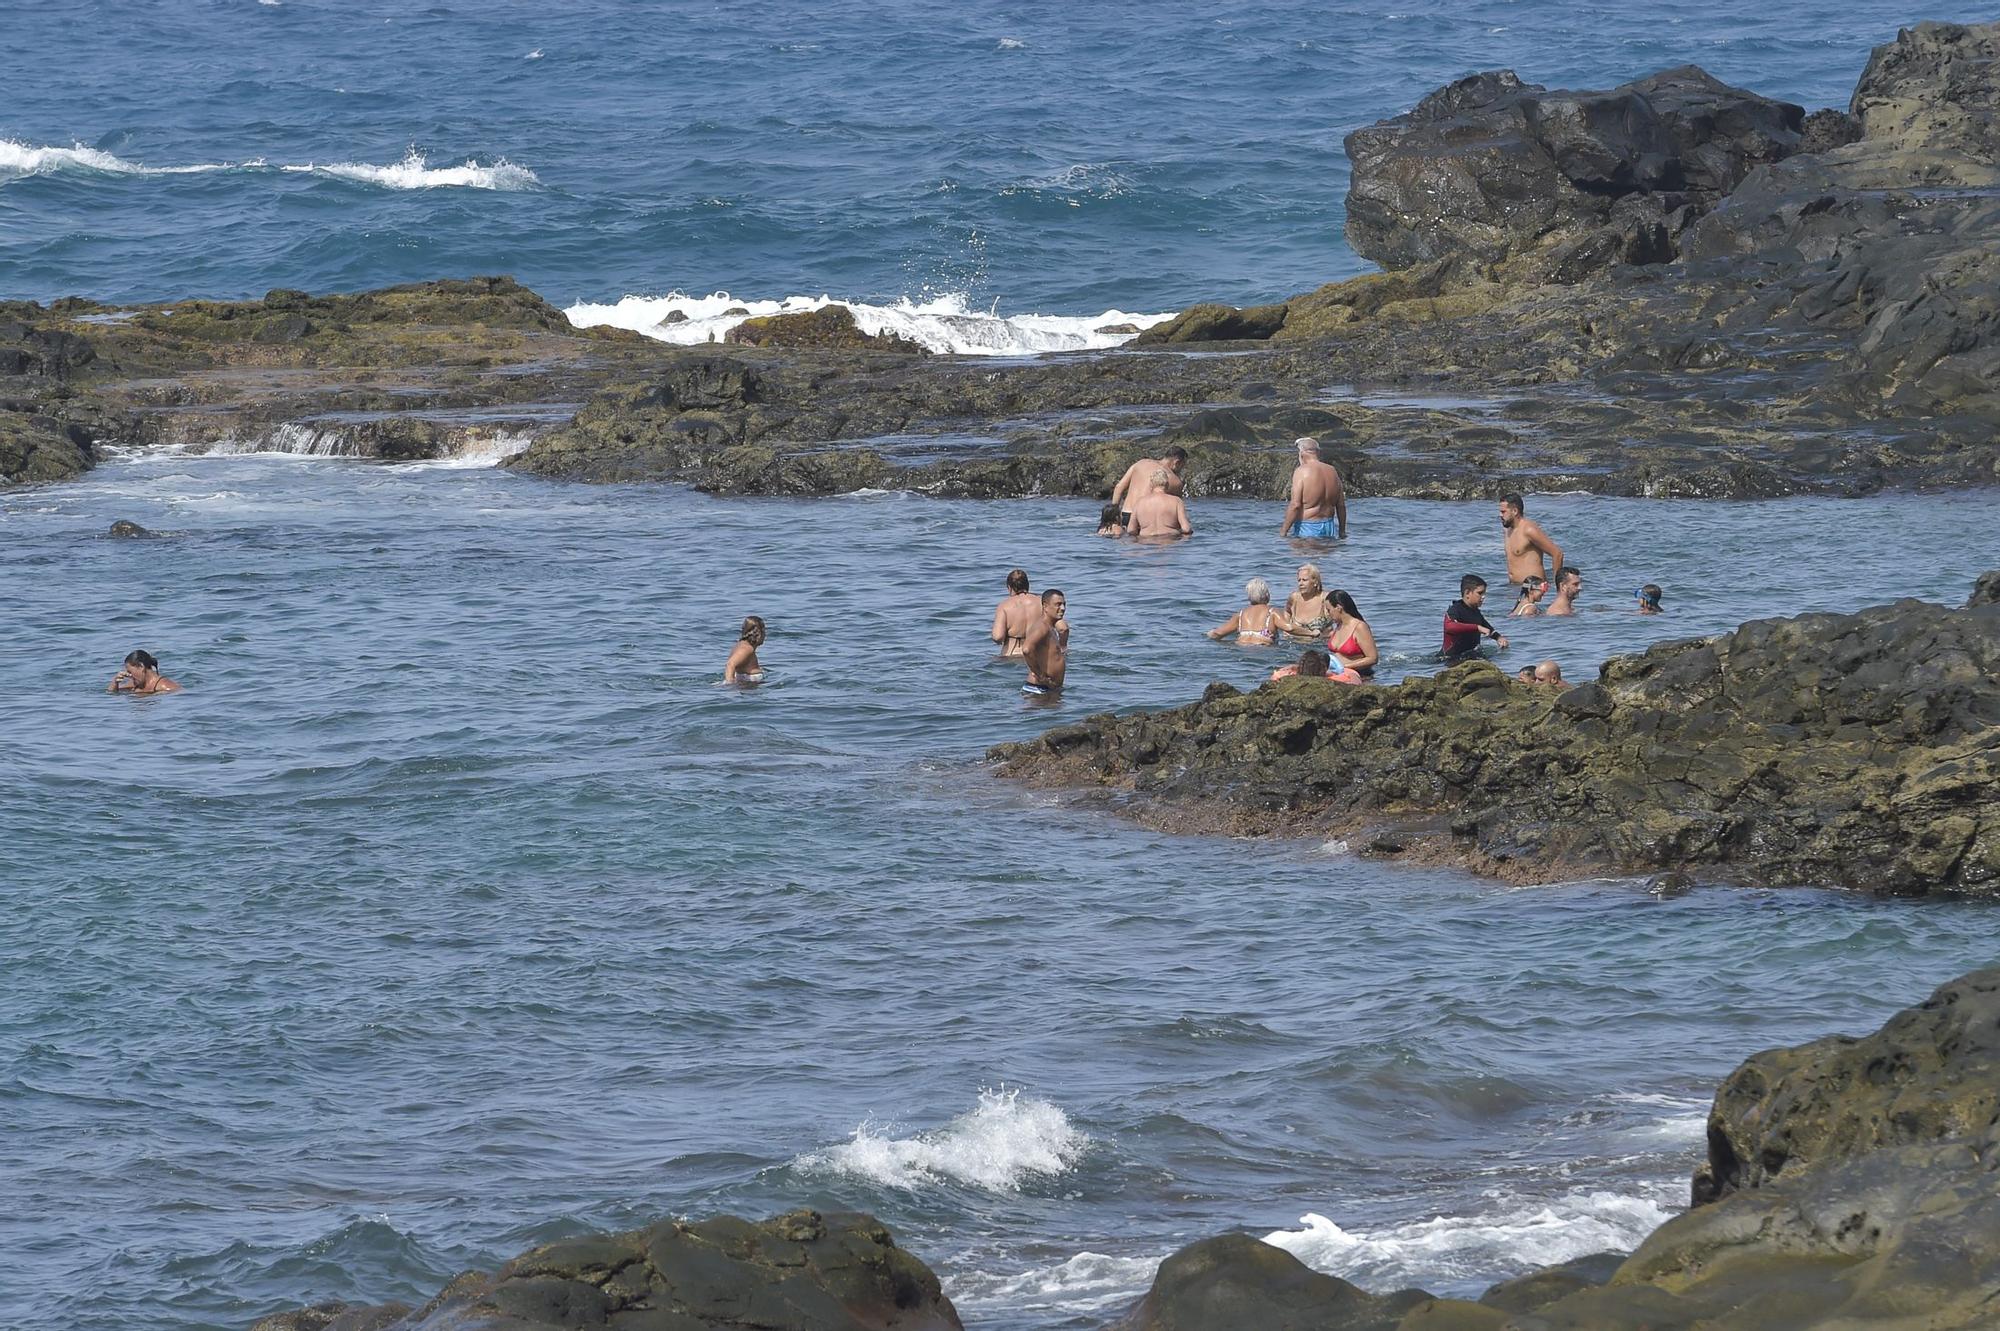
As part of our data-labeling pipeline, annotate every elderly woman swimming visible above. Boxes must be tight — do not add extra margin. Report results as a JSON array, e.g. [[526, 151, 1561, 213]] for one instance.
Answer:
[[1208, 577, 1291, 643]]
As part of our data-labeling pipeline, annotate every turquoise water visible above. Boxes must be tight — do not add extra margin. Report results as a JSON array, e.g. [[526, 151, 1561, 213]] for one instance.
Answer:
[[4, 453, 1997, 1328]]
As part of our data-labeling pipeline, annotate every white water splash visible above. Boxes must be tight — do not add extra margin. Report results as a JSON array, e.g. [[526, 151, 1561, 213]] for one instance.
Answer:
[[563, 290, 1171, 357], [948, 1250, 1162, 1316], [1263, 1188, 1675, 1287], [797, 1088, 1088, 1192], [283, 151, 538, 190], [0, 140, 535, 190]]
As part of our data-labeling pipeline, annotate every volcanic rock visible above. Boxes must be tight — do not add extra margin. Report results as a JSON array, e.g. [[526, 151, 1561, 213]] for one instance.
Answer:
[[724, 305, 927, 354], [992, 581, 2000, 894], [251, 1209, 959, 1331]]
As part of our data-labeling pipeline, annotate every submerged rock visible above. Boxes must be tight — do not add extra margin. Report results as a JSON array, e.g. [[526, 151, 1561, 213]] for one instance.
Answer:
[[992, 580, 2000, 895], [107, 519, 156, 538], [251, 1209, 960, 1331]]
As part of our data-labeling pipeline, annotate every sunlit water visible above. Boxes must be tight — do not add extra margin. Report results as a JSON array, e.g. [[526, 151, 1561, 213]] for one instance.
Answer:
[[4, 454, 1997, 1329]]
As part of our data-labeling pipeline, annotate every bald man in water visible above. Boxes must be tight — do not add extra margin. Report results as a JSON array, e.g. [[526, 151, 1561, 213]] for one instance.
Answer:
[[1280, 437, 1346, 539]]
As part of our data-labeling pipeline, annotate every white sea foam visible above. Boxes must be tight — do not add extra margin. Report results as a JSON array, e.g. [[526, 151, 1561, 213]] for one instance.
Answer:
[[1263, 1188, 1676, 1286], [563, 290, 1171, 357], [284, 151, 538, 190], [0, 140, 534, 190], [525, 48, 544, 59], [797, 1087, 1088, 1192], [997, 37, 1027, 49], [948, 1251, 1161, 1315]]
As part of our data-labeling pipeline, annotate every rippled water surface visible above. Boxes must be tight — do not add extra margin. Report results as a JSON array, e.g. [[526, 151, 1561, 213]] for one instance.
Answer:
[[4, 456, 1998, 1329], [6, 0, 1997, 313]]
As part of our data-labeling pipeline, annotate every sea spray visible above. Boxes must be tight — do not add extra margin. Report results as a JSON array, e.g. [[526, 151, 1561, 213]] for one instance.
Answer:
[[798, 1087, 1088, 1191]]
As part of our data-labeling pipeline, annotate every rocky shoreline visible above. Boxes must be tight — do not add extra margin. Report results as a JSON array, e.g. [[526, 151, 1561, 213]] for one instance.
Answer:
[[9, 21, 2000, 499], [990, 575, 2000, 896], [252, 964, 2000, 1330]]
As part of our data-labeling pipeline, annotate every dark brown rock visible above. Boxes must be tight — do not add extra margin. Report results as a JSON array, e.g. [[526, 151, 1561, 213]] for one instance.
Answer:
[[992, 589, 2000, 894], [724, 305, 927, 354], [1106, 1234, 1430, 1331], [251, 1209, 959, 1331]]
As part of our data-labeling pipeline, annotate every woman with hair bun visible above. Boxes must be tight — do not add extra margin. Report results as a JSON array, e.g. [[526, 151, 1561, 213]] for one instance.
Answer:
[[724, 616, 767, 684]]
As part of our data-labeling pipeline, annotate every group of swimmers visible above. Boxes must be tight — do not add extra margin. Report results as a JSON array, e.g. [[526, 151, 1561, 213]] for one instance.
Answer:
[[713, 441, 1667, 698]]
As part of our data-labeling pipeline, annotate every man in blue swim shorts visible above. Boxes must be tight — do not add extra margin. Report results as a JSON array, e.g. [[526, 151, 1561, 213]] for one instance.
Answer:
[[1279, 437, 1347, 540]]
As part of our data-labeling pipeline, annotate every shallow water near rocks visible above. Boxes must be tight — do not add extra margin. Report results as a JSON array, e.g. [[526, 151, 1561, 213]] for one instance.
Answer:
[[4, 455, 1998, 1329]]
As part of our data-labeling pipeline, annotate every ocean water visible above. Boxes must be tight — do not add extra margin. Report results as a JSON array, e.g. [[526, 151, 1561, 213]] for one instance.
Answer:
[[3, 453, 1998, 1329], [5, 1, 1999, 352]]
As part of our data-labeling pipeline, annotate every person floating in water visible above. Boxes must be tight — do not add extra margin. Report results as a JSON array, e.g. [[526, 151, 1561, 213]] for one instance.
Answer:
[[108, 649, 180, 695], [1021, 589, 1068, 695], [1208, 577, 1289, 643], [724, 616, 766, 683], [1279, 436, 1347, 540], [990, 569, 1040, 656], [1109, 446, 1185, 529], [1442, 574, 1508, 661], [1546, 566, 1584, 616], [1094, 504, 1126, 537], [1271, 646, 1359, 682], [1126, 470, 1193, 538], [1635, 583, 1663, 614], [1509, 575, 1548, 616], [1499, 492, 1564, 585]]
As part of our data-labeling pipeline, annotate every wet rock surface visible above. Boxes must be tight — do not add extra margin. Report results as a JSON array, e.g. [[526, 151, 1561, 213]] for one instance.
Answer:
[[1111, 965, 2000, 1331], [9, 23, 2000, 499], [250, 1209, 960, 1331], [991, 579, 2000, 896]]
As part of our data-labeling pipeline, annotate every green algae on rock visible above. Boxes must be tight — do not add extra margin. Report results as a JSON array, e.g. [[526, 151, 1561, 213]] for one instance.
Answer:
[[990, 580, 2000, 896]]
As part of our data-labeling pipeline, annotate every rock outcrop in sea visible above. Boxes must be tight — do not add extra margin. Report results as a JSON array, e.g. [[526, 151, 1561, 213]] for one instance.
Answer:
[[251, 966, 2000, 1331], [1111, 965, 2000, 1331], [991, 577, 2000, 895], [252, 1209, 961, 1331], [6, 21, 2000, 498]]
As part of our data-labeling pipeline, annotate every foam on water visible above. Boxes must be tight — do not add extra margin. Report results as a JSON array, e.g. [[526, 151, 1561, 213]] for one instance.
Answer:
[[0, 141, 534, 190], [282, 151, 538, 191], [1263, 1188, 1678, 1286], [948, 1250, 1163, 1317], [799, 1088, 1087, 1192], [562, 290, 1171, 356]]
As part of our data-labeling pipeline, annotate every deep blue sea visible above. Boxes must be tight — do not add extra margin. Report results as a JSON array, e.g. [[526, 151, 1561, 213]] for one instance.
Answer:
[[6, 5, 2000, 1330], [5, 1, 1998, 348]]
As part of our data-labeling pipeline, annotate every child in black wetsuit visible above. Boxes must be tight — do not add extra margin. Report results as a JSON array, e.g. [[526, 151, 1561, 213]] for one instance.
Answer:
[[1441, 574, 1508, 661]]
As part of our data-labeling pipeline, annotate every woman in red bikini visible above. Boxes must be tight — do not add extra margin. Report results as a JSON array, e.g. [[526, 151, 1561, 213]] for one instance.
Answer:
[[1324, 590, 1378, 679]]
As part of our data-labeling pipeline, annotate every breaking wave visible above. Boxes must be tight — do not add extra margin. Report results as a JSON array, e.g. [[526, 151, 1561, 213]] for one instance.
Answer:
[[0, 140, 536, 190], [562, 290, 1171, 357], [1262, 1188, 1677, 1288], [795, 1088, 1088, 1192]]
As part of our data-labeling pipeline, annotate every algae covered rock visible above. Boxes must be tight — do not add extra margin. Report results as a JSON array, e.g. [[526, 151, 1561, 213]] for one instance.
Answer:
[[993, 583, 2000, 894], [725, 304, 928, 354], [0, 412, 95, 487], [251, 1209, 959, 1331]]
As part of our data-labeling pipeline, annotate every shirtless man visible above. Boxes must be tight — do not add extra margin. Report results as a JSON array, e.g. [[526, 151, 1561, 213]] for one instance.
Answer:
[[1279, 437, 1347, 540], [1127, 470, 1193, 539], [1022, 589, 1069, 694], [1499, 492, 1564, 585], [1110, 447, 1186, 526], [990, 568, 1040, 656], [1546, 566, 1583, 616], [108, 649, 181, 695]]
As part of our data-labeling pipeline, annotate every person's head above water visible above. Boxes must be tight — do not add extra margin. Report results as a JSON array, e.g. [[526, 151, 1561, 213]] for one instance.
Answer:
[[1296, 436, 1320, 459], [1006, 568, 1029, 594], [1245, 577, 1271, 606], [739, 615, 766, 647], [1163, 447, 1187, 471], [1297, 648, 1330, 677], [1499, 492, 1525, 527], [1534, 659, 1565, 685], [124, 650, 160, 672], [1517, 576, 1547, 601], [1098, 503, 1122, 528], [1041, 588, 1065, 615], [1297, 563, 1323, 595], [1460, 573, 1488, 598], [1149, 467, 1170, 488], [1557, 567, 1582, 592], [1328, 589, 1363, 621], [1637, 583, 1663, 611]]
